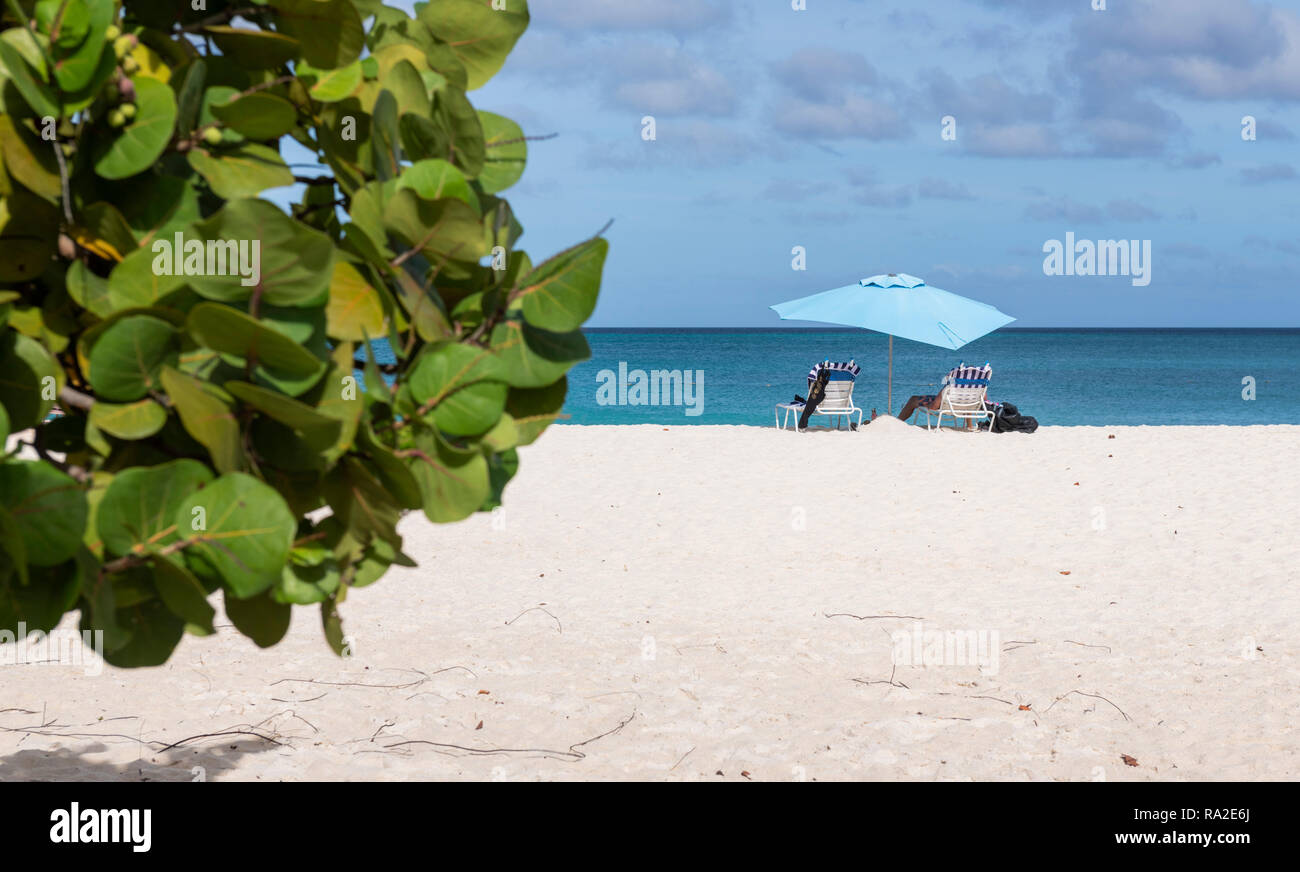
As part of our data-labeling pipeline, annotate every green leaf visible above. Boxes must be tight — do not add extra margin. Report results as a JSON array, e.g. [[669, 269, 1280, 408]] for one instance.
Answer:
[[48, 0, 114, 94], [195, 84, 246, 146], [480, 412, 518, 453], [0, 330, 61, 429], [205, 26, 301, 68], [106, 244, 187, 310], [36, 0, 91, 52], [57, 41, 116, 114], [517, 237, 608, 332], [396, 157, 478, 211], [226, 380, 342, 451], [0, 190, 59, 282], [173, 58, 208, 135], [275, 557, 339, 604], [321, 599, 346, 655], [384, 59, 429, 118], [490, 318, 590, 388], [211, 91, 298, 140], [224, 588, 291, 646], [408, 341, 508, 435], [418, 0, 530, 90], [370, 88, 400, 179], [77, 549, 131, 651], [177, 472, 296, 598], [152, 556, 216, 633], [0, 460, 88, 567], [0, 38, 58, 118], [1, 557, 82, 634], [187, 302, 326, 378], [325, 260, 386, 341], [92, 77, 178, 180], [186, 141, 294, 199], [432, 86, 485, 176], [312, 364, 363, 464], [323, 456, 402, 547], [112, 173, 203, 246], [102, 595, 185, 667], [87, 314, 179, 402], [159, 366, 244, 473], [406, 424, 490, 523], [356, 424, 422, 510], [391, 268, 452, 341], [478, 110, 527, 193], [0, 504, 28, 585], [299, 59, 362, 102], [383, 187, 486, 267], [88, 397, 167, 440], [482, 446, 519, 511], [0, 114, 61, 199], [506, 376, 568, 445], [97, 459, 214, 558], [186, 198, 335, 306], [273, 0, 365, 70], [74, 201, 139, 261]]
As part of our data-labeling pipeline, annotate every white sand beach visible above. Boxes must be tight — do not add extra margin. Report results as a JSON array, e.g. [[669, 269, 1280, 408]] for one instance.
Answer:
[[3, 421, 1298, 781]]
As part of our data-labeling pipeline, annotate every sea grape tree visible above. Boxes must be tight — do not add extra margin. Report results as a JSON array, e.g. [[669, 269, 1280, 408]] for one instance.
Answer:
[[0, 0, 606, 665]]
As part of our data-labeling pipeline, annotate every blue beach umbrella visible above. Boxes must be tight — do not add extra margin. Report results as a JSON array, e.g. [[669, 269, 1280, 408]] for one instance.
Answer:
[[770, 273, 1015, 414]]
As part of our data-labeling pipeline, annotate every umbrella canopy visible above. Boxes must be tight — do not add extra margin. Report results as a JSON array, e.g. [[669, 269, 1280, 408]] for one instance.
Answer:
[[770, 273, 1015, 413]]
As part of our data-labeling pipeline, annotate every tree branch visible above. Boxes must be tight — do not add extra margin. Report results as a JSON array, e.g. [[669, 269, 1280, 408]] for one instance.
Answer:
[[58, 385, 95, 412], [177, 6, 261, 33]]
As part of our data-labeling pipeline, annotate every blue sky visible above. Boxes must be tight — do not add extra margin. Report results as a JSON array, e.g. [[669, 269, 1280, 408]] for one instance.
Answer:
[[455, 0, 1300, 327]]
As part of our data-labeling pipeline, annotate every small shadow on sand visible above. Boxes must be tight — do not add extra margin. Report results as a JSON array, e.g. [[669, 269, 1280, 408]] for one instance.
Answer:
[[1, 738, 277, 782]]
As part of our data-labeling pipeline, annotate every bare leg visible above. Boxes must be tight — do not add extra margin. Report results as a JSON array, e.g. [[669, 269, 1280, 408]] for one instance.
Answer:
[[897, 395, 926, 420]]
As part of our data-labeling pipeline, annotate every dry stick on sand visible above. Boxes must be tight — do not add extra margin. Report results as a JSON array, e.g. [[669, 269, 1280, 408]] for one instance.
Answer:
[[852, 663, 910, 690], [267, 668, 437, 691], [506, 606, 563, 633], [1002, 640, 1038, 651], [1043, 689, 1131, 722], [1065, 640, 1113, 653], [155, 729, 284, 753], [383, 710, 638, 761], [825, 612, 925, 621]]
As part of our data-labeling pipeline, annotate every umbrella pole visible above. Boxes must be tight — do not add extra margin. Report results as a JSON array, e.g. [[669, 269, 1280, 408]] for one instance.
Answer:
[[887, 334, 893, 415]]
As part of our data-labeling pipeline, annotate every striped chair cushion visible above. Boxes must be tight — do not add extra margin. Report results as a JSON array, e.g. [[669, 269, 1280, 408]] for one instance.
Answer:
[[946, 363, 991, 387]]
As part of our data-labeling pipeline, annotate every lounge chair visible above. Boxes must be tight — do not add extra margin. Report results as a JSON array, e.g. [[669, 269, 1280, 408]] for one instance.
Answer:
[[776, 360, 863, 430], [918, 363, 994, 432]]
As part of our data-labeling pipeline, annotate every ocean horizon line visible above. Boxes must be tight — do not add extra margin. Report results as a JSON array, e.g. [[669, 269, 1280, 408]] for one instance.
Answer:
[[581, 326, 1300, 333]]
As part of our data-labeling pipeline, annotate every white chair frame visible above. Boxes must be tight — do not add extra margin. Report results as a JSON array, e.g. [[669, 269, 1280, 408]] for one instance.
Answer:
[[919, 383, 994, 432], [775, 379, 863, 431]]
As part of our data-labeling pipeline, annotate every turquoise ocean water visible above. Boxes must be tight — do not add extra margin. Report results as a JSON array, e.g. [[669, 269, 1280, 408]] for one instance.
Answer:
[[370, 329, 1300, 426]]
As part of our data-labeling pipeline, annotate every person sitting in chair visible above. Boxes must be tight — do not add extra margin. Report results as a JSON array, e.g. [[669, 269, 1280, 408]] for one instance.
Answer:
[[897, 363, 991, 429]]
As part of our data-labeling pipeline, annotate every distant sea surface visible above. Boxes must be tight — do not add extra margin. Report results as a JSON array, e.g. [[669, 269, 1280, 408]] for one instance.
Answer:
[[369, 329, 1300, 426], [562, 328, 1300, 426]]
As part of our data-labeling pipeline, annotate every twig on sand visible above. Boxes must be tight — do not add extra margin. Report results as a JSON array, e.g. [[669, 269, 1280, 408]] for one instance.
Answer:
[[1002, 640, 1038, 651], [1043, 689, 1131, 722], [1065, 640, 1112, 653], [851, 663, 909, 690], [825, 612, 924, 621], [505, 606, 562, 634], [383, 709, 637, 761], [155, 729, 284, 753], [268, 669, 433, 691], [670, 746, 695, 771], [271, 692, 327, 703]]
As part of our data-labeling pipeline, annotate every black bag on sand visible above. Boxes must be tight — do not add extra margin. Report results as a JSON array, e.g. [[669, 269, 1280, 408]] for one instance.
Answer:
[[798, 369, 831, 429], [988, 401, 1039, 433]]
